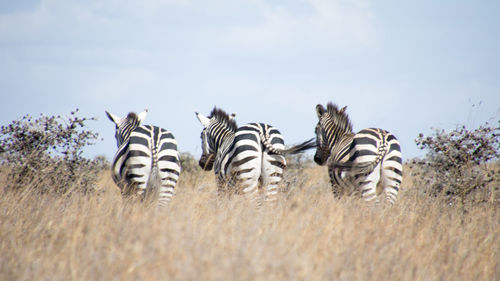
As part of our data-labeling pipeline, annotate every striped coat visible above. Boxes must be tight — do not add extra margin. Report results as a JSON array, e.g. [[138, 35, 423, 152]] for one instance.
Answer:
[[314, 103, 403, 204], [196, 108, 315, 204], [106, 110, 181, 207]]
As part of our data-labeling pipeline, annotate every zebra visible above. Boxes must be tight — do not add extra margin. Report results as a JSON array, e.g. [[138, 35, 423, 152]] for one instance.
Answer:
[[106, 109, 181, 207], [195, 107, 316, 205], [313, 102, 403, 204]]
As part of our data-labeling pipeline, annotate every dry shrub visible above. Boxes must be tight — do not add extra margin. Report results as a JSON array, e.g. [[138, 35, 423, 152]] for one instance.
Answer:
[[177, 152, 204, 189], [0, 109, 107, 194], [281, 153, 314, 196], [409, 121, 499, 206]]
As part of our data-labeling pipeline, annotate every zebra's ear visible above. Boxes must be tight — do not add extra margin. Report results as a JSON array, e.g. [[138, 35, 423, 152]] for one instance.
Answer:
[[137, 109, 148, 123], [105, 111, 123, 125], [229, 113, 236, 121], [316, 104, 326, 118], [195, 112, 211, 127], [340, 106, 347, 113]]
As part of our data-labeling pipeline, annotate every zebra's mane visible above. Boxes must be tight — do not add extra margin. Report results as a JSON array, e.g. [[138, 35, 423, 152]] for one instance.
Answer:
[[126, 112, 138, 121], [326, 102, 353, 133], [209, 107, 237, 132]]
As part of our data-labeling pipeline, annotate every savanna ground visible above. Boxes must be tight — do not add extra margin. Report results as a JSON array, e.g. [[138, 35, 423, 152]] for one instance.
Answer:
[[0, 160, 498, 281]]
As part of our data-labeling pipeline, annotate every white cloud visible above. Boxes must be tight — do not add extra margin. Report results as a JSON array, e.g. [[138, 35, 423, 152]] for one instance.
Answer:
[[1, 0, 376, 56], [220, 0, 376, 53]]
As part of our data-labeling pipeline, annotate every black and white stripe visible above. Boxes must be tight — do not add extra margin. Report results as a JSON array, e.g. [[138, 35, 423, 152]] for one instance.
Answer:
[[314, 103, 403, 204], [196, 107, 315, 204], [106, 110, 181, 207]]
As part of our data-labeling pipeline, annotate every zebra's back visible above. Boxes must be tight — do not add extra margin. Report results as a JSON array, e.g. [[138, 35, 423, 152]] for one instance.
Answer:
[[215, 123, 286, 199], [111, 125, 181, 206], [331, 128, 403, 203]]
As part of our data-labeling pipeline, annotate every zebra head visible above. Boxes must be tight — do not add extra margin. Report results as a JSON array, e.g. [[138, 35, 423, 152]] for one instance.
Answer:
[[314, 103, 352, 165], [195, 108, 237, 171], [106, 109, 148, 147]]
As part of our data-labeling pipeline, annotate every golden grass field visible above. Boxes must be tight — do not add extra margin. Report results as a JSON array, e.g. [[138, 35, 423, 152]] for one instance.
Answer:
[[0, 164, 498, 281]]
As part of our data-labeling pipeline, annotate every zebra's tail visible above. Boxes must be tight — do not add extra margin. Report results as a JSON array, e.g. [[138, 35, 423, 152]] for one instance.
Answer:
[[330, 143, 388, 175], [261, 135, 316, 155], [331, 160, 376, 175], [144, 166, 161, 203]]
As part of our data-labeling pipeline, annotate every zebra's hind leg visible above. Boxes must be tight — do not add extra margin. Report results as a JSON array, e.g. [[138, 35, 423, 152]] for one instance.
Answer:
[[379, 151, 403, 205], [241, 176, 261, 207], [158, 183, 175, 208], [381, 167, 402, 205], [358, 164, 381, 202], [157, 169, 179, 208], [383, 183, 398, 205], [262, 173, 281, 204], [261, 154, 285, 204], [234, 165, 261, 206], [231, 154, 262, 207]]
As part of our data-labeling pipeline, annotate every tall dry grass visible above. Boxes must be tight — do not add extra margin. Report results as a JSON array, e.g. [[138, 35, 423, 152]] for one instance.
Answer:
[[0, 166, 498, 281]]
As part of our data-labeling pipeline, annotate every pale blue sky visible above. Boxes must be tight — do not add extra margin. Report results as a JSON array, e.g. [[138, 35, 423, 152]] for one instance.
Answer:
[[1, 0, 499, 161]]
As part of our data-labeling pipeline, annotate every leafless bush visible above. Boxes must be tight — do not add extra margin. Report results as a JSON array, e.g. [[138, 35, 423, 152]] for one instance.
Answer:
[[409, 121, 499, 206], [178, 152, 204, 189], [281, 153, 314, 196], [0, 109, 106, 194]]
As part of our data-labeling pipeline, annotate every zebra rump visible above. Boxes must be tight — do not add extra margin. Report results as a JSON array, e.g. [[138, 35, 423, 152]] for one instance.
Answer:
[[314, 102, 403, 204], [196, 107, 315, 204], [106, 110, 181, 207]]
